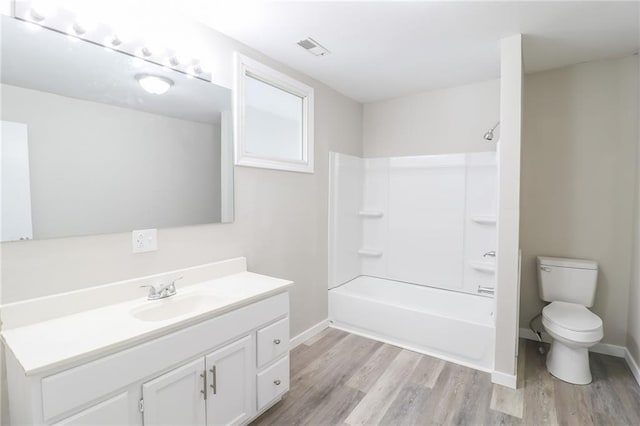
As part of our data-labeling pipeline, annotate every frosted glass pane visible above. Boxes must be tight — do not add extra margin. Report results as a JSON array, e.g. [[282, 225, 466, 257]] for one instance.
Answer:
[[245, 75, 304, 161]]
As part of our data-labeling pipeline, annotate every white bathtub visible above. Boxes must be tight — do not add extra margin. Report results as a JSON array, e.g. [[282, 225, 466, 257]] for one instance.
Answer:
[[329, 276, 495, 371]]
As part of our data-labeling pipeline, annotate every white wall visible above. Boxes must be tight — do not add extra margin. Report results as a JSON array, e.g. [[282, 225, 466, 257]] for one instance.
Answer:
[[328, 152, 363, 288], [520, 55, 638, 347], [329, 152, 497, 295], [1, 84, 221, 240], [493, 34, 523, 387], [362, 78, 499, 158]]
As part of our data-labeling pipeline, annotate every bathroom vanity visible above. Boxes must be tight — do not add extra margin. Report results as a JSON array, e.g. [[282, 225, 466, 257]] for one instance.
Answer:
[[1, 258, 292, 425]]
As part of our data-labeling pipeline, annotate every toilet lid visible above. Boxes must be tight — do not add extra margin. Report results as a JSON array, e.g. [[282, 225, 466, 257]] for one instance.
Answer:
[[542, 301, 602, 332]]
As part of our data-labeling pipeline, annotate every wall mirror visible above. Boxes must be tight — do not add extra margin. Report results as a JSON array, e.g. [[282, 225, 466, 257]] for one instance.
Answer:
[[234, 53, 314, 173], [0, 16, 234, 242]]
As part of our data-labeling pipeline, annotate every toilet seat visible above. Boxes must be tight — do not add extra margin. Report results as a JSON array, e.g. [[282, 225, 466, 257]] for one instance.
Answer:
[[542, 301, 603, 343]]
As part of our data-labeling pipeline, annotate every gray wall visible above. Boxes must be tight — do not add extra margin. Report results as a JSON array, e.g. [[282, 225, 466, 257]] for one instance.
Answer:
[[1, 84, 221, 239], [520, 54, 638, 346], [627, 50, 640, 366], [362, 78, 499, 157]]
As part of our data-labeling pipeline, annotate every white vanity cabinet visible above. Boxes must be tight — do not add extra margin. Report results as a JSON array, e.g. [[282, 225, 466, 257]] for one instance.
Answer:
[[4, 290, 291, 425]]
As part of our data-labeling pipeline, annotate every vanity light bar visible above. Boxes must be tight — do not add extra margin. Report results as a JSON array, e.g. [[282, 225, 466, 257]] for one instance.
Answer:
[[12, 1, 212, 82]]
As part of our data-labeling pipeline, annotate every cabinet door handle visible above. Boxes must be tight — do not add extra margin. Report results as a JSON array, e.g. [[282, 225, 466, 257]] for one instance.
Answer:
[[273, 339, 281, 345], [209, 366, 217, 395], [274, 379, 281, 386], [200, 372, 207, 400]]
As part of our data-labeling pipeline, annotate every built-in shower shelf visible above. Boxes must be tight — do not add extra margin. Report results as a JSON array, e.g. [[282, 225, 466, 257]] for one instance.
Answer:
[[358, 249, 383, 257], [471, 215, 497, 225], [469, 261, 496, 273], [359, 210, 384, 218]]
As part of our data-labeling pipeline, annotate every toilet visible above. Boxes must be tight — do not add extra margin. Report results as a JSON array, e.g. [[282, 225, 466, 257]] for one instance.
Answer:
[[537, 256, 603, 385]]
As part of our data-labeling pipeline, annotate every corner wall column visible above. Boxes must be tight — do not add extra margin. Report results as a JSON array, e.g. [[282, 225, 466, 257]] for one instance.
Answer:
[[493, 33, 523, 389]]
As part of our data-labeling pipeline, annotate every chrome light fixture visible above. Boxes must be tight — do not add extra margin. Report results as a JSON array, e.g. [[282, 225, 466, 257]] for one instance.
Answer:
[[12, 1, 213, 82]]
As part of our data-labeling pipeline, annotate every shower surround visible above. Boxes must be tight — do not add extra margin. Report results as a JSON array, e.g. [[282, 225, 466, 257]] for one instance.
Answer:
[[328, 151, 498, 370]]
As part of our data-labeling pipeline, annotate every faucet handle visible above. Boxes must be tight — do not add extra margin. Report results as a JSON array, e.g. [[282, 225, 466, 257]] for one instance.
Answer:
[[162, 276, 182, 295], [483, 251, 496, 258], [140, 284, 159, 298], [167, 276, 183, 293]]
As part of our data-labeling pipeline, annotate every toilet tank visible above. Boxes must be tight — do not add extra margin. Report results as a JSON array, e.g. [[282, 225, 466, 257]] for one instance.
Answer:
[[537, 256, 598, 307]]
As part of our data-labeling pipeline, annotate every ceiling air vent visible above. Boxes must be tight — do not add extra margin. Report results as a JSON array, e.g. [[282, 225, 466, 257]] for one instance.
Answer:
[[297, 37, 330, 56]]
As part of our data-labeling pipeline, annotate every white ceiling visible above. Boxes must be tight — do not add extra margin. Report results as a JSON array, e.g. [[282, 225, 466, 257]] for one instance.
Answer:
[[181, 0, 639, 103]]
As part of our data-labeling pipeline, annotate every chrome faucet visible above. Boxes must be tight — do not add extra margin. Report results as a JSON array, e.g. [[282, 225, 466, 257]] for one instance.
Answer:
[[483, 251, 496, 258], [141, 276, 182, 300]]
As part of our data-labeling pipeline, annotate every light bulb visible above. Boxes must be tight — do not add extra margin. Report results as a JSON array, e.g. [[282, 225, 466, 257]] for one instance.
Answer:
[[136, 74, 174, 95], [71, 22, 86, 36], [28, 8, 45, 22]]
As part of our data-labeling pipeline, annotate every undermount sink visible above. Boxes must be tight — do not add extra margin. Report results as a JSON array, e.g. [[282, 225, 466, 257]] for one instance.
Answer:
[[130, 294, 217, 322]]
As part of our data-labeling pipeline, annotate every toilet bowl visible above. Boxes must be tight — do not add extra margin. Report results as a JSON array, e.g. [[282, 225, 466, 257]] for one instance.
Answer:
[[542, 301, 603, 384]]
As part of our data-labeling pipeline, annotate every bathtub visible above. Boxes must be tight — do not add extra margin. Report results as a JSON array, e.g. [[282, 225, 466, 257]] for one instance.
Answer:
[[329, 276, 495, 371]]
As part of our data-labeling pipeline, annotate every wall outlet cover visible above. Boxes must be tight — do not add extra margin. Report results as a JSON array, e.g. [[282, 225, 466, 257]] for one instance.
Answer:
[[132, 229, 157, 253]]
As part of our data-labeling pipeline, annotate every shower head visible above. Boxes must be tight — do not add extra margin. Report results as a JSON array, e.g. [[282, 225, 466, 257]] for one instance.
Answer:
[[483, 121, 500, 141]]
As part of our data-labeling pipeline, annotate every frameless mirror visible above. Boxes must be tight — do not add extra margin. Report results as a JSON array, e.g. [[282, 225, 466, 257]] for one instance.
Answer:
[[0, 16, 234, 242], [234, 53, 314, 173]]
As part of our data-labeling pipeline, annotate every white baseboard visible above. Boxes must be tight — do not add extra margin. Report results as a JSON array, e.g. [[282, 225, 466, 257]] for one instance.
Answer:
[[289, 319, 330, 349], [491, 371, 517, 389], [624, 348, 640, 387], [519, 328, 626, 358]]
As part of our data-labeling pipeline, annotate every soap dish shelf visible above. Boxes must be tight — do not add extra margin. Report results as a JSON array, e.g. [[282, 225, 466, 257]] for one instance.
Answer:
[[471, 216, 497, 225], [469, 261, 496, 273], [358, 249, 383, 258], [359, 211, 384, 218]]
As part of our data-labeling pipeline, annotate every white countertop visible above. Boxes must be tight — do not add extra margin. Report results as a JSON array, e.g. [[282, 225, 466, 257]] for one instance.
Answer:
[[1, 271, 292, 376]]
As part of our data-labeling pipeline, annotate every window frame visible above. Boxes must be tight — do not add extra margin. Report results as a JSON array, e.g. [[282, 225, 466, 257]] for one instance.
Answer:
[[234, 53, 314, 173]]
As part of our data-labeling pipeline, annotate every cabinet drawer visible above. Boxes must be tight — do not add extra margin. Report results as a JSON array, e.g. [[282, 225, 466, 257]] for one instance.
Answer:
[[256, 355, 289, 411], [256, 317, 289, 368]]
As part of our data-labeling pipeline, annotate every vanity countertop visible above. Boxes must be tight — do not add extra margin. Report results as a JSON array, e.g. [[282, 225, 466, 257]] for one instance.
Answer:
[[1, 271, 292, 376]]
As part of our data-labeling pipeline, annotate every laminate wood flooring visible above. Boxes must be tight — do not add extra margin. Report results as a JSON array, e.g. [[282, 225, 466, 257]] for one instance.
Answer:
[[251, 328, 640, 426]]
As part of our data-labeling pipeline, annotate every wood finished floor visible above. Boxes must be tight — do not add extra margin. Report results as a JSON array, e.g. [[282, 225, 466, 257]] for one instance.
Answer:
[[251, 328, 640, 426]]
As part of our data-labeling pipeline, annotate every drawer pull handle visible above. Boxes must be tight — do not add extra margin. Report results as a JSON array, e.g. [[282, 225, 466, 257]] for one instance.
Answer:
[[274, 379, 281, 386], [210, 366, 217, 395], [200, 372, 207, 400], [273, 339, 281, 345]]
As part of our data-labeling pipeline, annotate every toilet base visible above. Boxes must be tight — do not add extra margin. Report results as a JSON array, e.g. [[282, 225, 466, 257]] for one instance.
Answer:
[[546, 339, 593, 385]]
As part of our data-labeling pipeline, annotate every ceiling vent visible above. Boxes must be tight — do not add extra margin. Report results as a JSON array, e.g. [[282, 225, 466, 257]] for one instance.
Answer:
[[297, 37, 330, 56]]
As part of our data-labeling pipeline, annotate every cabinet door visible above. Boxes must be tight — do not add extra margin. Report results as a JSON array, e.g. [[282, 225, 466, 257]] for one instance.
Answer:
[[52, 391, 137, 426], [205, 335, 255, 426], [142, 358, 206, 426]]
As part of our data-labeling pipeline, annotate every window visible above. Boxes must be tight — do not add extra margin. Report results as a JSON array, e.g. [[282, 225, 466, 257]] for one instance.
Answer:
[[234, 53, 314, 173]]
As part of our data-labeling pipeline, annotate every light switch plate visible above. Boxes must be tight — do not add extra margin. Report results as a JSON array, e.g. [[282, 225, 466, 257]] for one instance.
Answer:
[[132, 229, 157, 253]]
